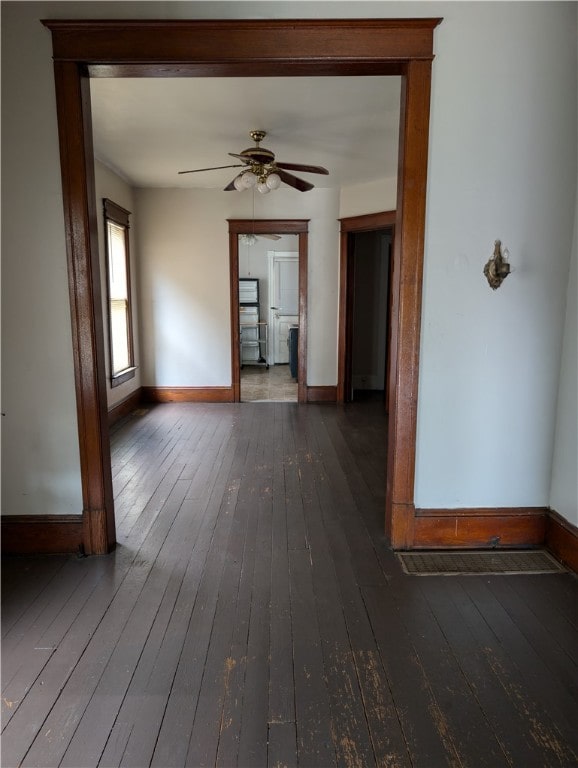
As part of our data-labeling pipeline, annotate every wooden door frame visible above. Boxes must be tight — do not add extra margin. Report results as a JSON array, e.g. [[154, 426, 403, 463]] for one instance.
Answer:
[[43, 18, 441, 553], [337, 211, 396, 405], [228, 219, 308, 404]]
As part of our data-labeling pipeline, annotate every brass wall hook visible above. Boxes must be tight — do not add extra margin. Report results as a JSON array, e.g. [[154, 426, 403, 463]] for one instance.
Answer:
[[484, 240, 511, 290]]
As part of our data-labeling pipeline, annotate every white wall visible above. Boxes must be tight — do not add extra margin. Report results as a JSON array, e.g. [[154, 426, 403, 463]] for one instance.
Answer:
[[94, 161, 142, 407], [2, 2, 577, 526], [339, 177, 397, 218], [135, 187, 339, 387], [413, 1, 577, 510], [1, 2, 83, 515]]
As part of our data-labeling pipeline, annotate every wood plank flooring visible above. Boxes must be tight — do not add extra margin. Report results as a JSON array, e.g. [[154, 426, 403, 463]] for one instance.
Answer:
[[2, 401, 578, 768]]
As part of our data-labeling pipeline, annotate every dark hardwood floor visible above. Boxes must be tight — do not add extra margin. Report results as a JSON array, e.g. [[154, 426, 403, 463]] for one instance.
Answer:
[[2, 402, 578, 768]]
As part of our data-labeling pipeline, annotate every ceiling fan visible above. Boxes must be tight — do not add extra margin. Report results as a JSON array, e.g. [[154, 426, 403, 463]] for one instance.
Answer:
[[178, 130, 329, 193], [239, 233, 281, 244]]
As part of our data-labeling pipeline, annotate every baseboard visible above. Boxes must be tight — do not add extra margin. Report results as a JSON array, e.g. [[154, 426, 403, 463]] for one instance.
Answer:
[[307, 386, 337, 403], [142, 385, 334, 404], [1, 515, 84, 554], [142, 386, 235, 403], [546, 509, 578, 574], [412, 507, 548, 549], [108, 387, 143, 426]]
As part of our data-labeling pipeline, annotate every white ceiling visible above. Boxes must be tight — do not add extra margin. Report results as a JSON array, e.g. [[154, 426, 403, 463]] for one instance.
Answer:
[[90, 76, 401, 191]]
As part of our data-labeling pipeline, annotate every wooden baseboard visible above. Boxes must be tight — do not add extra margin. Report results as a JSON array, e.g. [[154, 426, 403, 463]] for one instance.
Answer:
[[412, 507, 548, 549], [108, 388, 143, 426], [307, 386, 337, 403], [142, 386, 235, 403], [546, 509, 578, 573], [1, 515, 84, 554]]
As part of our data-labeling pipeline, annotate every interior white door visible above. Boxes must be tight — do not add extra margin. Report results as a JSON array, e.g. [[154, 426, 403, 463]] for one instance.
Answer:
[[268, 253, 298, 364], [274, 315, 298, 363]]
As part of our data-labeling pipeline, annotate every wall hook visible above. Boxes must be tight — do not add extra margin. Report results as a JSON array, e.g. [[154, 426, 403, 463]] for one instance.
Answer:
[[484, 240, 510, 290]]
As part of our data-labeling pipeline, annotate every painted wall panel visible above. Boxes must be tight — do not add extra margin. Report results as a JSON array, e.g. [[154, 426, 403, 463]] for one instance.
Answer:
[[413, 2, 577, 509], [134, 186, 340, 387]]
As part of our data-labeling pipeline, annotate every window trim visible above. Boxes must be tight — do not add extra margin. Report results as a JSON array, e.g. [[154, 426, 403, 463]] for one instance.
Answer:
[[103, 198, 136, 388]]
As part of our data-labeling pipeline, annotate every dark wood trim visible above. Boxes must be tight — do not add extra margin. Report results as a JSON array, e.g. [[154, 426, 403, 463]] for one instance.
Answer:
[[228, 219, 309, 236], [1, 515, 84, 555], [337, 211, 396, 404], [52, 61, 115, 556], [546, 509, 578, 574], [386, 59, 434, 548], [88, 62, 411, 79], [297, 232, 308, 405], [142, 386, 235, 403], [385, 239, 395, 415], [307, 386, 337, 403], [103, 198, 130, 226], [337, 229, 351, 404], [412, 507, 548, 549], [110, 367, 136, 388], [340, 211, 397, 233], [228, 219, 309, 404], [229, 232, 241, 403], [43, 19, 441, 69], [43, 18, 441, 554], [108, 387, 143, 427]]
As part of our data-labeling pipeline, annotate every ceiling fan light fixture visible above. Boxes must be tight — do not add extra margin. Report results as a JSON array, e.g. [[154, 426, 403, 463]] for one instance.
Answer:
[[266, 172, 281, 190], [179, 131, 328, 193], [241, 171, 257, 189], [257, 179, 271, 194]]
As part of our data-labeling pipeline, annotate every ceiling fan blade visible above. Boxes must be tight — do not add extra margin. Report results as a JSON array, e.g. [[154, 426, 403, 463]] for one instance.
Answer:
[[275, 162, 329, 175], [228, 153, 252, 163], [276, 169, 314, 192], [178, 164, 244, 175], [224, 178, 238, 191], [260, 234, 282, 241]]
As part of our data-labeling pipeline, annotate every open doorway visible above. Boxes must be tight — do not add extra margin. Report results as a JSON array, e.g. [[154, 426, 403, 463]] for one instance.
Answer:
[[338, 211, 396, 407], [348, 229, 393, 404], [229, 219, 309, 405], [45, 19, 439, 553], [238, 234, 299, 402]]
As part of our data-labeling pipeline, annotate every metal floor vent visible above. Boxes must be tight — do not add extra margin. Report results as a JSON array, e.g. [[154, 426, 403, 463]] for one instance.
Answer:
[[398, 549, 566, 576]]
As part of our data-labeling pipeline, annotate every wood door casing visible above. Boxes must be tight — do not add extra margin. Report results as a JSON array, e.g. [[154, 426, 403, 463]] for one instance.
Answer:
[[229, 219, 309, 404], [44, 19, 441, 553]]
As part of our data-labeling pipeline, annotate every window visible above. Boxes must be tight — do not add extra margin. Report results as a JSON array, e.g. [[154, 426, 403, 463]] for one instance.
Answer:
[[104, 198, 135, 386]]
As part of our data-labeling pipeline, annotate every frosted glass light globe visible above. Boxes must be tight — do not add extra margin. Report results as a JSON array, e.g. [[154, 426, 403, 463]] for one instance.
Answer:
[[266, 173, 281, 190], [242, 172, 257, 189], [233, 175, 245, 191], [257, 181, 271, 194]]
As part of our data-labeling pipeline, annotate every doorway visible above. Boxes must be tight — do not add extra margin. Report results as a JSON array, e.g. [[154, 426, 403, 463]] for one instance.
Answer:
[[238, 236, 299, 402], [338, 211, 396, 407], [45, 19, 440, 553], [229, 219, 309, 405], [348, 228, 393, 405]]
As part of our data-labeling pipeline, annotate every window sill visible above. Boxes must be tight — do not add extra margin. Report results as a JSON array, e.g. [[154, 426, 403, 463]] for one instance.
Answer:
[[110, 367, 137, 388]]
